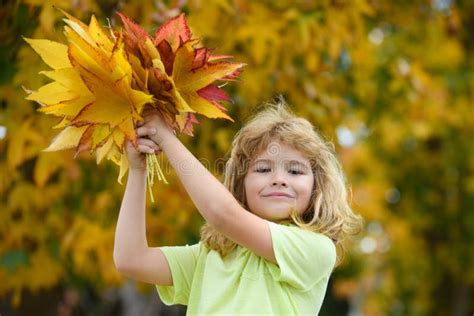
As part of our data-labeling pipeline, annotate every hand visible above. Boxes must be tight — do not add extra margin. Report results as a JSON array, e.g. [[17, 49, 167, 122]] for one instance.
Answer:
[[139, 106, 176, 147], [126, 128, 162, 171]]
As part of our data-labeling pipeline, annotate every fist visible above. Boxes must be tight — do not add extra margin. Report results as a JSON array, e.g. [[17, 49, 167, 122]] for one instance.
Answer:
[[126, 126, 162, 170], [139, 106, 175, 146]]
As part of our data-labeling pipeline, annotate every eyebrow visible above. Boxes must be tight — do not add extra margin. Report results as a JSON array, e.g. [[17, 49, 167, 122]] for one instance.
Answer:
[[252, 159, 311, 171]]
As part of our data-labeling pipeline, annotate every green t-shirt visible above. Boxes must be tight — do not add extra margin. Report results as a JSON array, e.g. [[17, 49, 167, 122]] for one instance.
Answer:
[[156, 221, 336, 315]]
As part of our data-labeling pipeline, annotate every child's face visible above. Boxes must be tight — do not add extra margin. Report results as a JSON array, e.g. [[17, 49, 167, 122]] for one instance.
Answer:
[[244, 140, 314, 221]]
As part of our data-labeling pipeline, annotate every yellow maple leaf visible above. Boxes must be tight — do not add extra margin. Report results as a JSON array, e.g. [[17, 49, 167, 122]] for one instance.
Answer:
[[24, 12, 154, 168], [24, 9, 244, 200]]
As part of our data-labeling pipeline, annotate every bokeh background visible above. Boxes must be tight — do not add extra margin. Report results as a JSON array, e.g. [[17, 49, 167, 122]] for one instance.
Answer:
[[1, 0, 473, 315]]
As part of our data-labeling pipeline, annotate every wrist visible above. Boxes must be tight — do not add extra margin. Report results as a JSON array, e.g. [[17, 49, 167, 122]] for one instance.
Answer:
[[128, 166, 147, 174], [150, 129, 175, 147]]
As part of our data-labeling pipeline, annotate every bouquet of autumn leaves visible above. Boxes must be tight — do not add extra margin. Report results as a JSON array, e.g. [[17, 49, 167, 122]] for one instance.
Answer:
[[24, 9, 244, 201]]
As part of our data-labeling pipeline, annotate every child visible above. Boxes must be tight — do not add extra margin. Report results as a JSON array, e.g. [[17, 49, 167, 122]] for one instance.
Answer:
[[113, 98, 362, 315]]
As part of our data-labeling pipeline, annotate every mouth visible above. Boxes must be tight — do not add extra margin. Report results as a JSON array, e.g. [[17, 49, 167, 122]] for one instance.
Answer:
[[263, 193, 294, 198]]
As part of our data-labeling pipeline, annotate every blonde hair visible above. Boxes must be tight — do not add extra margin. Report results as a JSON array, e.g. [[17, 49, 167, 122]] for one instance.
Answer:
[[201, 98, 363, 264]]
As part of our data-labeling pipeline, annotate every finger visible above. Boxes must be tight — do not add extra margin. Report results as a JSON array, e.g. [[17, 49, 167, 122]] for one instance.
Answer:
[[136, 126, 156, 137], [137, 144, 156, 154], [137, 138, 160, 150]]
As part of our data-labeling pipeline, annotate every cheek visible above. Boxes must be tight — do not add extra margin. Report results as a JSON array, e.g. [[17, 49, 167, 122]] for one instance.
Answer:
[[244, 174, 263, 204], [297, 178, 314, 200], [244, 173, 257, 191], [243, 175, 254, 201]]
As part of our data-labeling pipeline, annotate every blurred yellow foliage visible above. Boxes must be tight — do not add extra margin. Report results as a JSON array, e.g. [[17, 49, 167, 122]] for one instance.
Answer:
[[1, 0, 473, 313]]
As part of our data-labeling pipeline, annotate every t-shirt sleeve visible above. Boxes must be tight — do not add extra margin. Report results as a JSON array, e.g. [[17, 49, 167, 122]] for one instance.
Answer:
[[155, 243, 201, 305], [266, 221, 337, 292]]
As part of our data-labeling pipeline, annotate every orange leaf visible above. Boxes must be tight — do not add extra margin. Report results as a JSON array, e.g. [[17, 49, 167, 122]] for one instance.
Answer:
[[153, 13, 191, 52], [173, 43, 244, 92]]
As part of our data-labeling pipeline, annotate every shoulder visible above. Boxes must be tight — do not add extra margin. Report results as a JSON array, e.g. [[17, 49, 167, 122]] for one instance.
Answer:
[[265, 222, 337, 290], [268, 222, 336, 265], [269, 221, 334, 244]]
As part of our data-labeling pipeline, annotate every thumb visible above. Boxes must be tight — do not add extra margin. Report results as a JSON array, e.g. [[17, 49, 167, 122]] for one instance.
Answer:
[[125, 139, 138, 154]]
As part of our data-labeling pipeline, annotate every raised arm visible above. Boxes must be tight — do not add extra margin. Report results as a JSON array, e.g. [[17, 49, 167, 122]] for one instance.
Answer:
[[113, 139, 173, 285], [142, 109, 276, 263]]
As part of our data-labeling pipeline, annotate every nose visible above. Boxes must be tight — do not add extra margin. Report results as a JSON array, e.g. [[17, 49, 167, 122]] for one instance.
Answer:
[[271, 170, 288, 187]]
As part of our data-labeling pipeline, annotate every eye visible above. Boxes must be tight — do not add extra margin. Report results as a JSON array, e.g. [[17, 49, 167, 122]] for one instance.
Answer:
[[289, 169, 304, 175], [256, 168, 271, 173]]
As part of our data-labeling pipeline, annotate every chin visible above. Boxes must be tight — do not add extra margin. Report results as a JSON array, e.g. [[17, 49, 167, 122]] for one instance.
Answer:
[[258, 209, 292, 221]]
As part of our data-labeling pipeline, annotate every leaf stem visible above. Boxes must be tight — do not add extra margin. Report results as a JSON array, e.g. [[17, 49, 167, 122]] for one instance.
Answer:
[[146, 153, 168, 203]]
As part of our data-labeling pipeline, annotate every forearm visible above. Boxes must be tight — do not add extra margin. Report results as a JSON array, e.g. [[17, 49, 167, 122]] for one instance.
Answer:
[[160, 135, 236, 225], [114, 168, 148, 265]]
